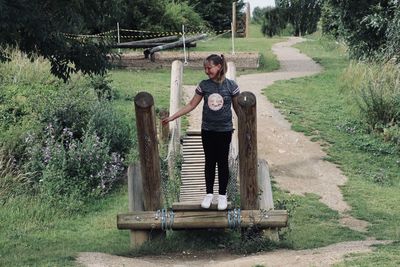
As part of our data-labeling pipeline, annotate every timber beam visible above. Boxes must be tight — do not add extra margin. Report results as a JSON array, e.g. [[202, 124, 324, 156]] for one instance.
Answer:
[[117, 209, 288, 230]]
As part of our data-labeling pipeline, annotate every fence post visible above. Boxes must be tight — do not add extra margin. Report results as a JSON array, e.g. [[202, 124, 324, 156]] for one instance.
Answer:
[[246, 3, 250, 38], [232, 2, 237, 38], [237, 91, 259, 210]]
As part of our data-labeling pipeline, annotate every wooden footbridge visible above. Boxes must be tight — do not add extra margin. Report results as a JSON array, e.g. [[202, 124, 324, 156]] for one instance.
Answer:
[[117, 61, 288, 247]]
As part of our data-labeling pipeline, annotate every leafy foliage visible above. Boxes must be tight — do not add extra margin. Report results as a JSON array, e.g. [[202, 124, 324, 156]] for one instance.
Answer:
[[275, 0, 322, 36], [0, 0, 115, 81], [252, 7, 268, 24], [188, 0, 245, 31], [321, 0, 399, 61], [261, 7, 286, 37], [161, 1, 208, 32]]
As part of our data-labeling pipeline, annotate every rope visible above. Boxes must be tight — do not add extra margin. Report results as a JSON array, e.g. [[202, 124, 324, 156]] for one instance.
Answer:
[[157, 208, 175, 231], [182, 25, 188, 65], [227, 208, 241, 229], [61, 29, 230, 41]]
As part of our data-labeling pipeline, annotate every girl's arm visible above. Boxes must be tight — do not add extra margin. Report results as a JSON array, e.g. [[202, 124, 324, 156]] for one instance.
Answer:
[[232, 95, 240, 116], [162, 93, 203, 125]]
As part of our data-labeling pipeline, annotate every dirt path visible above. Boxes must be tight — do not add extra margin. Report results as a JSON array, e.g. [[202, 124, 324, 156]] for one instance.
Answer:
[[77, 37, 385, 267], [77, 239, 390, 267]]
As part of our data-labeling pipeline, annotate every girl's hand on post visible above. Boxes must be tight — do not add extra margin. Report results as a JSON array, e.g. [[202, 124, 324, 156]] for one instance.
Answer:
[[162, 116, 172, 125]]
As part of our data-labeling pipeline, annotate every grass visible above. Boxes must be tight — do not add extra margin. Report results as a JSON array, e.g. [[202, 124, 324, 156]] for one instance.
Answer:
[[264, 35, 400, 264], [0, 188, 131, 266]]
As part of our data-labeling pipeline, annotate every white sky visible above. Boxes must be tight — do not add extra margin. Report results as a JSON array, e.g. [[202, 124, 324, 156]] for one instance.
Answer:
[[246, 0, 275, 14]]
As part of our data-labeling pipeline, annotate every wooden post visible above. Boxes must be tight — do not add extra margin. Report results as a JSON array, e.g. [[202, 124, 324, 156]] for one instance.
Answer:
[[167, 60, 183, 182], [226, 61, 237, 82], [232, 2, 237, 38], [134, 92, 162, 211], [227, 62, 237, 151], [246, 2, 251, 38], [237, 92, 259, 210], [127, 163, 149, 247], [169, 60, 183, 136], [226, 62, 239, 199], [258, 159, 279, 241]]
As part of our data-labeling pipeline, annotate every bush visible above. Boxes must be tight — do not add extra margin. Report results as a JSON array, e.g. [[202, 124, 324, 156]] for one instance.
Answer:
[[161, 2, 208, 32], [24, 125, 124, 211]]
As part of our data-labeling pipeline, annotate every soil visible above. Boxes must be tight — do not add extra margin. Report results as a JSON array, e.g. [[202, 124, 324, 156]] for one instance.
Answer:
[[112, 51, 259, 70], [76, 37, 389, 267]]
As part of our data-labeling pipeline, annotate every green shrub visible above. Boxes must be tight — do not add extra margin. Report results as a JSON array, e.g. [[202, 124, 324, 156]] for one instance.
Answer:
[[161, 2, 208, 32], [24, 124, 124, 211], [88, 101, 132, 155]]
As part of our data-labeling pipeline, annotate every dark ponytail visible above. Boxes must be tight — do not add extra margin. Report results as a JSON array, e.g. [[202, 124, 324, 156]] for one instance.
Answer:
[[205, 54, 227, 82]]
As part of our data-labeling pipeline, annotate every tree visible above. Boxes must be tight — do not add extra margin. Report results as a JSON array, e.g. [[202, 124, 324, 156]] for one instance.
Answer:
[[252, 7, 268, 24], [261, 7, 286, 37], [322, 0, 398, 60], [188, 0, 245, 31], [276, 0, 322, 36], [320, 0, 341, 38]]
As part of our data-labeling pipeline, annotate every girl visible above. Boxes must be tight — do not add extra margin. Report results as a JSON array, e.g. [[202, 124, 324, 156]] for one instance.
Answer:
[[162, 54, 240, 210]]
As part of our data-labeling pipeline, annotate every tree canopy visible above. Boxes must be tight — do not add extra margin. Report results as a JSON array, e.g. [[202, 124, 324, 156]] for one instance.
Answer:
[[188, 0, 245, 31]]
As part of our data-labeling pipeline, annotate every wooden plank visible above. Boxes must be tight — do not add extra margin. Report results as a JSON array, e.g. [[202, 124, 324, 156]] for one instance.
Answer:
[[117, 210, 288, 230], [172, 201, 232, 211], [183, 155, 205, 159], [183, 140, 202, 144], [184, 160, 205, 164], [183, 151, 203, 155], [183, 148, 203, 152], [186, 130, 201, 135]]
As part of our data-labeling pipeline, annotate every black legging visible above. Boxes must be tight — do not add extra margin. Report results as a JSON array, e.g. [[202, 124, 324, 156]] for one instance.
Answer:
[[201, 130, 232, 195]]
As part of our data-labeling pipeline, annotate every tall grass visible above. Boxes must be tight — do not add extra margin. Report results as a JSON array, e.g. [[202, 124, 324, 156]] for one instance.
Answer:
[[341, 62, 400, 132]]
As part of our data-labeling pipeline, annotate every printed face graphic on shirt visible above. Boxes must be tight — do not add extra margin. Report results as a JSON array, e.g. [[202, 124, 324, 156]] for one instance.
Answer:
[[208, 93, 224, 111]]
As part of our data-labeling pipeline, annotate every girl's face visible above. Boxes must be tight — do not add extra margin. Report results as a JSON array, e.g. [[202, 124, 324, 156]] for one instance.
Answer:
[[204, 61, 221, 81]]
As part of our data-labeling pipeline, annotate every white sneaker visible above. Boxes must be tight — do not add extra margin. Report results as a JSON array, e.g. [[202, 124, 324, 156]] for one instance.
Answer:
[[201, 194, 213, 209], [217, 194, 228, 210]]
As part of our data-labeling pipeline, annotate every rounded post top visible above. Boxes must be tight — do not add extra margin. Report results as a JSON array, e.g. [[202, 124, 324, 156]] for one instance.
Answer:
[[134, 92, 154, 108], [238, 91, 256, 107]]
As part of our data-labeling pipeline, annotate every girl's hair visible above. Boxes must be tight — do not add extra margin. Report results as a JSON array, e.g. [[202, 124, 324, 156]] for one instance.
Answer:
[[205, 54, 227, 82]]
